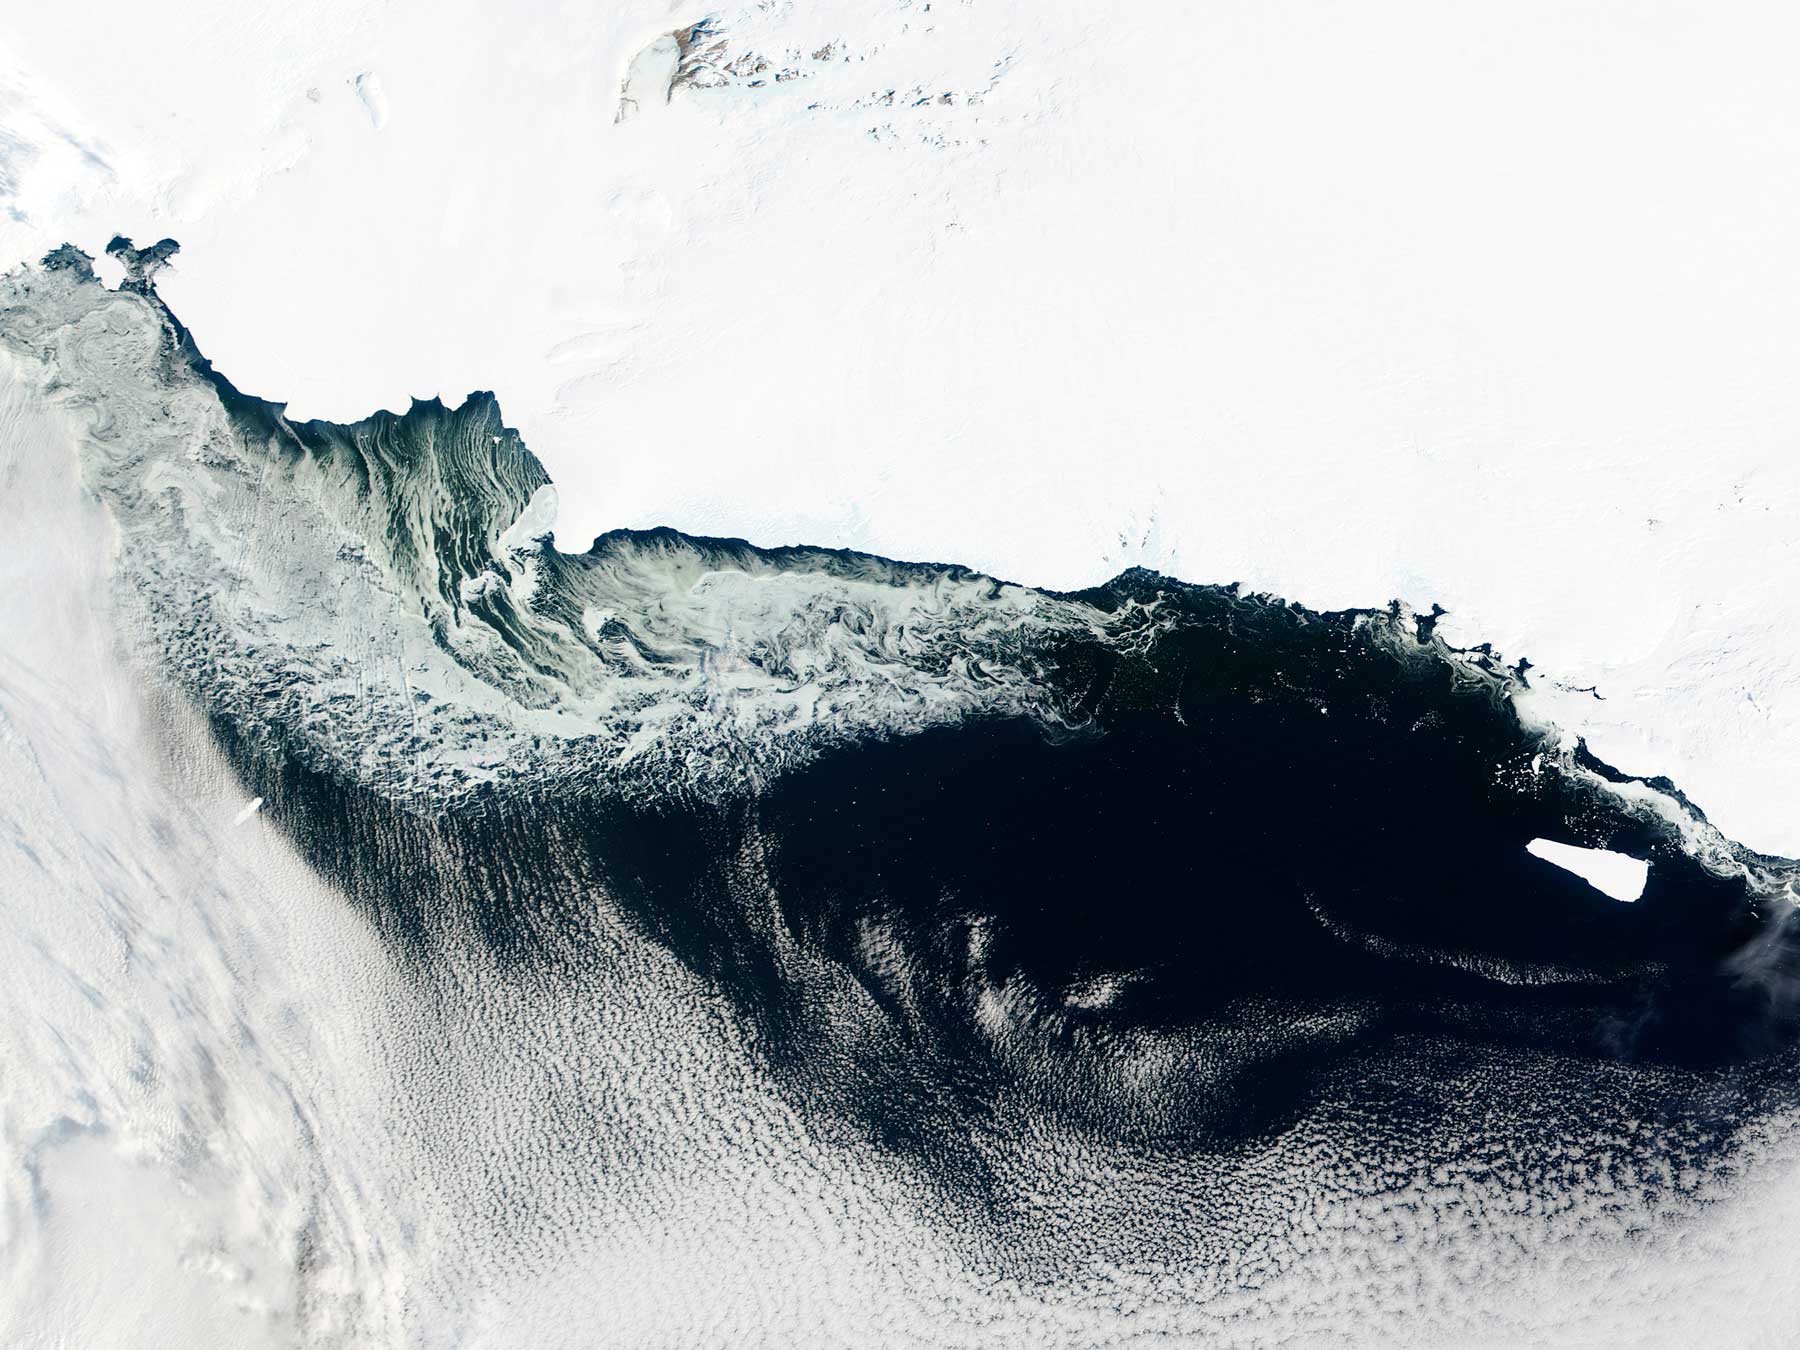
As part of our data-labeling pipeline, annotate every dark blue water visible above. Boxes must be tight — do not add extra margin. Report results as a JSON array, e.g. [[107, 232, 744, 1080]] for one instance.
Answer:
[[207, 569, 1800, 1166], [94, 232, 1800, 1187]]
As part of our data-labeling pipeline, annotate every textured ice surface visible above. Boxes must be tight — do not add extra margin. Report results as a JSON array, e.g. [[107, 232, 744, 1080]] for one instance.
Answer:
[[2, 0, 1798, 855]]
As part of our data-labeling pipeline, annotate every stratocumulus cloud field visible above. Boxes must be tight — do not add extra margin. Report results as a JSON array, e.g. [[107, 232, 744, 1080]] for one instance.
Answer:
[[2, 243, 1800, 1347]]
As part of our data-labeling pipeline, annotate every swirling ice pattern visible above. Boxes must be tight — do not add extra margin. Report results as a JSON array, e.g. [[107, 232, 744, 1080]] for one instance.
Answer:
[[0, 246, 1173, 810]]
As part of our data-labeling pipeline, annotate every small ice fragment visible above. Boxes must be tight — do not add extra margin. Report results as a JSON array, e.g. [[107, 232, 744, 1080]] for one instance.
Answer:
[[353, 72, 389, 130], [231, 796, 265, 826], [1526, 838, 1648, 902]]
